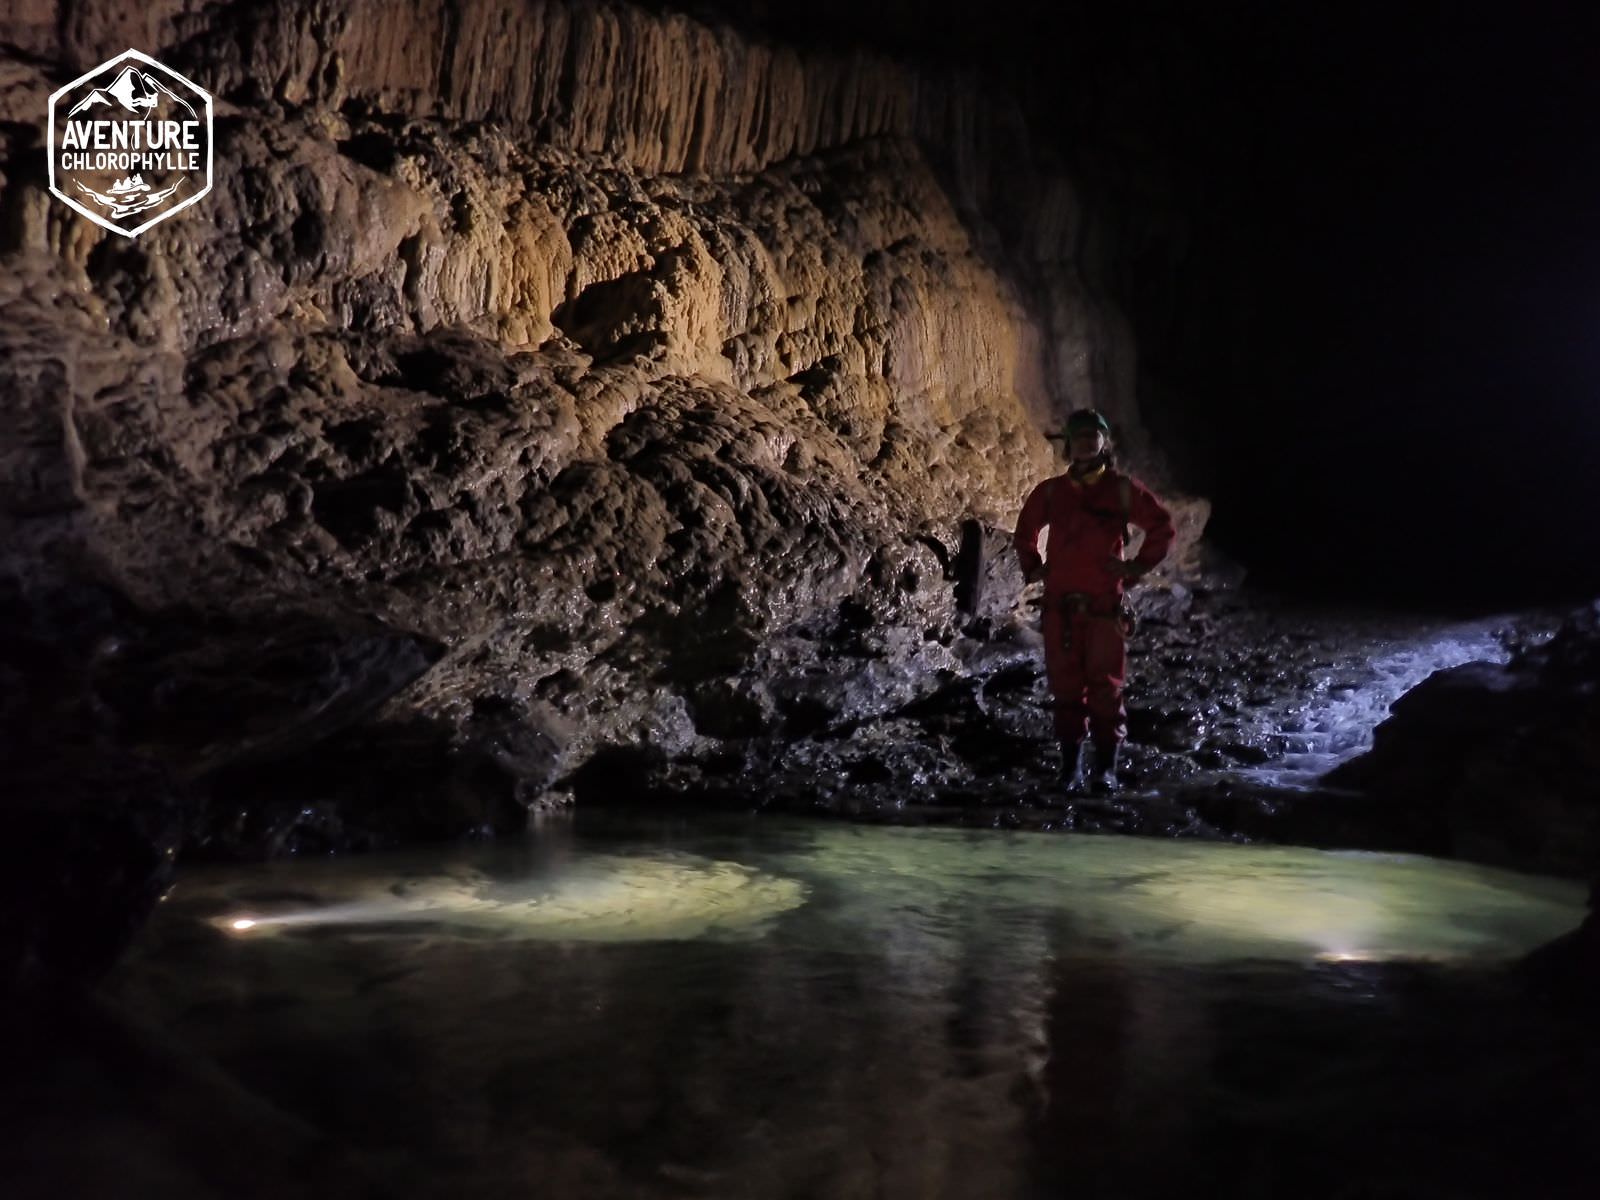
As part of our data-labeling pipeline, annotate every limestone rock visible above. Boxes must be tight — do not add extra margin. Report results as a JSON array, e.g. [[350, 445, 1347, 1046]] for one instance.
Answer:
[[2, 0, 1213, 869]]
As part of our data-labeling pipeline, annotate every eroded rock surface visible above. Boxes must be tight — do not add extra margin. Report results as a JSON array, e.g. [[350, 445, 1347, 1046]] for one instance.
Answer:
[[3, 0, 1216, 885]]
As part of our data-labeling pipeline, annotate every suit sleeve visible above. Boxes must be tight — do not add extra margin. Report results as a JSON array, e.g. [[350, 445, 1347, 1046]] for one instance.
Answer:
[[1128, 478, 1176, 574], [1014, 479, 1051, 577]]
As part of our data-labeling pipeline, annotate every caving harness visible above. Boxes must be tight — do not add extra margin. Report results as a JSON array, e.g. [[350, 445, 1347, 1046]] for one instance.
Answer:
[[1054, 591, 1138, 651]]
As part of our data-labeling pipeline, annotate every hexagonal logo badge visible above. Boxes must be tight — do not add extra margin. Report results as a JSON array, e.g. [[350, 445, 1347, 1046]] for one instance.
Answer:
[[47, 48, 213, 238]]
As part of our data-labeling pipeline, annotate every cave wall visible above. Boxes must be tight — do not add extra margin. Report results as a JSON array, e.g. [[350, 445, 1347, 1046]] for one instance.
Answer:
[[1, 0, 1210, 836]]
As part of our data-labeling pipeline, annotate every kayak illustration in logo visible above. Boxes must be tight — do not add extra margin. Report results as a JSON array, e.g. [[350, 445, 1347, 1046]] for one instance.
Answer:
[[48, 49, 213, 237], [75, 171, 185, 221]]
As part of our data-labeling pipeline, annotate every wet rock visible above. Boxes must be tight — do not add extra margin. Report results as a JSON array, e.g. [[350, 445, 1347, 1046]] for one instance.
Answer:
[[1330, 600, 1600, 877], [5, 0, 1215, 812], [1127, 705, 1204, 751], [595, 592, 1583, 878], [90, 616, 445, 783], [194, 715, 540, 859], [0, 574, 459, 982], [1208, 739, 1278, 765], [1129, 579, 1193, 626]]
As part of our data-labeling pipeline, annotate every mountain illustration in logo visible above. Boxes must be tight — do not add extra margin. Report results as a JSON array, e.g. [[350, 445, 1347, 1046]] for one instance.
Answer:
[[66, 64, 198, 121]]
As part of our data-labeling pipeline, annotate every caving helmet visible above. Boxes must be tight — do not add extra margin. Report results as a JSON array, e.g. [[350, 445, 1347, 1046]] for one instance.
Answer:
[[1065, 408, 1112, 438]]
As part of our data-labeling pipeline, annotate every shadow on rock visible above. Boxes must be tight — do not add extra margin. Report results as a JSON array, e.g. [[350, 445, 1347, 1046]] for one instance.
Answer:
[[0, 578, 454, 989]]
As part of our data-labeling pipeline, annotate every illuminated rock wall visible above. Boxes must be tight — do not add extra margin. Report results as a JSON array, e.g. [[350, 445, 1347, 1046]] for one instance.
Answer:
[[0, 0, 1210, 836]]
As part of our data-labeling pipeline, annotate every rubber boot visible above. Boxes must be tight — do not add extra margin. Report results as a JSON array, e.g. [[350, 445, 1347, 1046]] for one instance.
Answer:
[[1058, 740, 1089, 795], [1088, 741, 1122, 795]]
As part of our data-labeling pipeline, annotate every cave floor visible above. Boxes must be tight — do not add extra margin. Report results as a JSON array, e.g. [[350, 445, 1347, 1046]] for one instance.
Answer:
[[606, 590, 1559, 857]]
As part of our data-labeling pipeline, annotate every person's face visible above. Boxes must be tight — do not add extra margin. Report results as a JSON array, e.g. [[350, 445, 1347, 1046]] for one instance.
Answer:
[[1069, 429, 1106, 463]]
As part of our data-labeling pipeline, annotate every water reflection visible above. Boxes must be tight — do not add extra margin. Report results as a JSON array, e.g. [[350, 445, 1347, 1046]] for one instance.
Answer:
[[85, 816, 1595, 1199], [792, 827, 1580, 966], [205, 851, 807, 942]]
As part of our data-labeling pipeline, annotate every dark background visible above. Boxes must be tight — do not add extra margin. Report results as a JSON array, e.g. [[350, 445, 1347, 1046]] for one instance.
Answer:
[[693, 0, 1600, 613], [1131, 1, 1600, 614]]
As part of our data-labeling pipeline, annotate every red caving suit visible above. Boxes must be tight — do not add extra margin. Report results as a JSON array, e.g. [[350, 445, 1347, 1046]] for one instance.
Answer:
[[1013, 463, 1176, 749]]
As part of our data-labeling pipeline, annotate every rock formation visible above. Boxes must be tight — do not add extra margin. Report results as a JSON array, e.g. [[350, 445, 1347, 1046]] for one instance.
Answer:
[[1330, 601, 1600, 874], [3, 0, 1219, 920]]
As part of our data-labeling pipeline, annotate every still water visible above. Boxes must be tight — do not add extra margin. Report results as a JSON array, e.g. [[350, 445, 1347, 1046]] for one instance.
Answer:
[[91, 814, 1595, 1198]]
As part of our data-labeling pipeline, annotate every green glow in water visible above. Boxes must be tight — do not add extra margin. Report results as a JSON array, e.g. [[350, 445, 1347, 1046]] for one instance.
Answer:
[[104, 820, 1594, 1200], [174, 823, 1583, 964], [795, 827, 1585, 964]]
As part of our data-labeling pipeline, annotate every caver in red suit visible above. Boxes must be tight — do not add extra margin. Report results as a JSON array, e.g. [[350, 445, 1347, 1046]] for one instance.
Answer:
[[1013, 413, 1176, 791]]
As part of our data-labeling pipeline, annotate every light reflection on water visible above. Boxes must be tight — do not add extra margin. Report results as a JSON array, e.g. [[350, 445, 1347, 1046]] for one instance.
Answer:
[[201, 852, 809, 942], [785, 828, 1580, 966], [180, 823, 1580, 965], [103, 816, 1593, 1200]]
